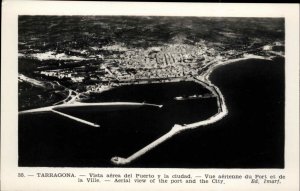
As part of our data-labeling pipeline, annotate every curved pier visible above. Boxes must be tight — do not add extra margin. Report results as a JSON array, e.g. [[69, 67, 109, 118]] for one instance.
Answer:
[[111, 69, 228, 165]]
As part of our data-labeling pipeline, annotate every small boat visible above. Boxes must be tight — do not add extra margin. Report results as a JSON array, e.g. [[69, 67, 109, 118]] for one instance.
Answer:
[[174, 96, 185, 100]]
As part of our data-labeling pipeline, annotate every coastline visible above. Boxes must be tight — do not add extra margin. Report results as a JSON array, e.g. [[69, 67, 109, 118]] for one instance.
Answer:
[[110, 56, 274, 165], [19, 55, 275, 165]]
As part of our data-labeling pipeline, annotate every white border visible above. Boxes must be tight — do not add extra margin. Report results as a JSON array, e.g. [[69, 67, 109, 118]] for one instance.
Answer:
[[1, 2, 299, 191]]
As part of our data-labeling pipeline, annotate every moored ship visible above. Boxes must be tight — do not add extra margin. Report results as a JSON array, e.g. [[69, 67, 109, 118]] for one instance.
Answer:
[[174, 93, 216, 100]]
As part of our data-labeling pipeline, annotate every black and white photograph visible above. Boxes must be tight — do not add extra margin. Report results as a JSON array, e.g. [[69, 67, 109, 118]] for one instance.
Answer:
[[18, 15, 285, 168], [2, 2, 300, 191]]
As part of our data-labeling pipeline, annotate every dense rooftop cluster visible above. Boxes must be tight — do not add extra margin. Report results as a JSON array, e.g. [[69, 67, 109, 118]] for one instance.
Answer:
[[18, 16, 284, 110]]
